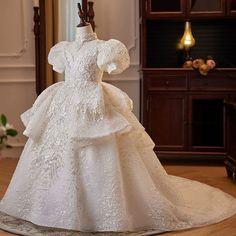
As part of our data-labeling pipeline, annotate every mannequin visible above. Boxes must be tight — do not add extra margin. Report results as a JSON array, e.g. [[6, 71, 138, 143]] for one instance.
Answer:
[[77, 3, 89, 27], [75, 3, 96, 43]]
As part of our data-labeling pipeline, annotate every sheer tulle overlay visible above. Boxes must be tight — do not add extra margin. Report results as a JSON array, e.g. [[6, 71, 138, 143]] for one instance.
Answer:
[[1, 30, 236, 234]]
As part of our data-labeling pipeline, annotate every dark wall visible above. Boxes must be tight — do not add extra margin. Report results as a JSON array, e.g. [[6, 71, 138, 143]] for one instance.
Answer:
[[146, 19, 236, 68]]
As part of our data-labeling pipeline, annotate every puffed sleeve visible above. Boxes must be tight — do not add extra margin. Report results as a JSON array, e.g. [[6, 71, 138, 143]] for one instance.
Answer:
[[97, 39, 130, 75], [48, 41, 68, 73]]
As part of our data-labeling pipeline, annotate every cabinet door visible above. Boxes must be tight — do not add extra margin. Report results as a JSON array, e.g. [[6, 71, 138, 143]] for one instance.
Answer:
[[225, 95, 236, 178], [187, 0, 225, 18], [146, 0, 185, 18], [189, 94, 227, 152], [147, 93, 187, 151], [227, 0, 236, 16]]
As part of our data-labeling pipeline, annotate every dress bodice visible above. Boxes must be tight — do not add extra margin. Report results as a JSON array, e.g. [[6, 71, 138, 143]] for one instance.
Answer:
[[48, 35, 130, 86], [47, 34, 130, 121], [64, 40, 103, 84]]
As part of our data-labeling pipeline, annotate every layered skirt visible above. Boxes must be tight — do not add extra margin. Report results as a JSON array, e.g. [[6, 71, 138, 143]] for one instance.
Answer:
[[0, 81, 236, 233]]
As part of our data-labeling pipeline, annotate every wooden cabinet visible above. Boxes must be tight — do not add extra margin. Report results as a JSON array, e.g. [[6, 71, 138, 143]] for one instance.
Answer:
[[142, 69, 236, 160], [145, 0, 233, 18], [140, 0, 236, 162]]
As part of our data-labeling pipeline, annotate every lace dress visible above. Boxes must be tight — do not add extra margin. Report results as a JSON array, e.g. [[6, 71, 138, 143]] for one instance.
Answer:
[[0, 31, 236, 234]]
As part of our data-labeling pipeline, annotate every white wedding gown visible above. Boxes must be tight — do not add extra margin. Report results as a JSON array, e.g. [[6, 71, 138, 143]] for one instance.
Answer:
[[0, 28, 236, 234]]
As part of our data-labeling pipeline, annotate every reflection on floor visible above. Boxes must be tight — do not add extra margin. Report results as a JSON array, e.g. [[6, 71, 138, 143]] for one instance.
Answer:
[[0, 158, 235, 236]]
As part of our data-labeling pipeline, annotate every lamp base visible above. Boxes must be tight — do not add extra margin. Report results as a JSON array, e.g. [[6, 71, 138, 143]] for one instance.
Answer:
[[184, 48, 192, 61]]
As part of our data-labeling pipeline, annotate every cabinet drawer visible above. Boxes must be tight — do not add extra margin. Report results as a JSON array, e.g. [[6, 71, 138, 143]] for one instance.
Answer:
[[189, 78, 236, 91], [147, 77, 187, 91]]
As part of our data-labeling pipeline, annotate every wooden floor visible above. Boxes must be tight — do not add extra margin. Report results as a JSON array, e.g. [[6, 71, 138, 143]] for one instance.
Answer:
[[0, 158, 236, 236]]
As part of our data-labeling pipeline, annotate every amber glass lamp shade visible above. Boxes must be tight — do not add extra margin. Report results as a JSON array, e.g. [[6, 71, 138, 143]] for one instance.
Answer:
[[180, 21, 195, 59]]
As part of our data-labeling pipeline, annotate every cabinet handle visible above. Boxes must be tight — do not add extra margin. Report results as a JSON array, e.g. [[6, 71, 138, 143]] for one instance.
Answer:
[[145, 0, 148, 12], [165, 81, 170, 86]]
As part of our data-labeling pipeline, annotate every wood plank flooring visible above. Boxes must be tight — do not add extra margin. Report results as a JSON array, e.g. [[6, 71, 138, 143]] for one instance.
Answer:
[[0, 158, 235, 236]]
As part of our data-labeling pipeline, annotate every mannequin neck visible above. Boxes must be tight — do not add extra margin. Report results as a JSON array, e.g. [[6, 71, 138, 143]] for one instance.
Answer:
[[75, 24, 94, 42]]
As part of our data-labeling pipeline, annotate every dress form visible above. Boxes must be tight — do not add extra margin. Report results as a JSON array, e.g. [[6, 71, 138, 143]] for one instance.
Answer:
[[75, 3, 95, 43], [75, 24, 94, 41]]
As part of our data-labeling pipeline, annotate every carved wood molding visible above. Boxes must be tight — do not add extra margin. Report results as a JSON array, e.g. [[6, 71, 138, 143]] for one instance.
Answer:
[[126, 0, 138, 52], [0, 64, 35, 69], [0, 79, 35, 84], [0, 0, 28, 57]]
